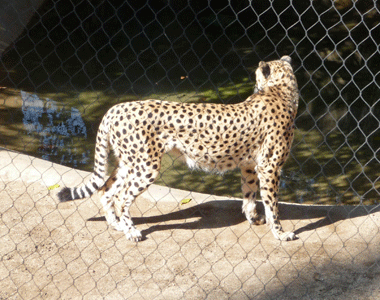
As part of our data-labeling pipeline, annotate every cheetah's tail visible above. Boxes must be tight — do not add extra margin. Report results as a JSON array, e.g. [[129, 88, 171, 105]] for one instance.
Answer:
[[57, 179, 101, 202], [57, 117, 111, 202]]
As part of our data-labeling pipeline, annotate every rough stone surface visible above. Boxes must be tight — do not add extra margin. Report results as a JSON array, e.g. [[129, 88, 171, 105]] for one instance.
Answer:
[[1, 148, 380, 299]]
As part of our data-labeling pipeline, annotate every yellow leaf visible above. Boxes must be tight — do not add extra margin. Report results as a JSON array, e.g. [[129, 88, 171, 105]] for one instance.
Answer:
[[48, 184, 60, 190], [180, 198, 192, 205]]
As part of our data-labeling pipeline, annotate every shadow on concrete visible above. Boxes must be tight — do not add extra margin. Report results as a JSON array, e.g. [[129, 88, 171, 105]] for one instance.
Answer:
[[88, 200, 380, 239]]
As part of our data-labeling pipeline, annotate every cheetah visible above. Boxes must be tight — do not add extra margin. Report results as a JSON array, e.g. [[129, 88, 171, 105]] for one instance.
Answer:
[[58, 55, 299, 242]]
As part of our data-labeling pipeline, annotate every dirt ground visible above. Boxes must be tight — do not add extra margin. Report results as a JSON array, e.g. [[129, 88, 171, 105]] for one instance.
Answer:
[[1, 148, 380, 300]]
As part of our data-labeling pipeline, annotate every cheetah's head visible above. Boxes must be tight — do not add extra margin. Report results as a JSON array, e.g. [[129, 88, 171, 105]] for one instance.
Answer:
[[254, 55, 296, 93]]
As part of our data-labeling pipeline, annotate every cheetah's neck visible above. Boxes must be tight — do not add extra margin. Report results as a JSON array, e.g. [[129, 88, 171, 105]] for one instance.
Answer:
[[275, 79, 299, 114]]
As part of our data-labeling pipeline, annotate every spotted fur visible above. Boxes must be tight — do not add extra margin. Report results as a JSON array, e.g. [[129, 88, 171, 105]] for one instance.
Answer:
[[58, 55, 299, 242]]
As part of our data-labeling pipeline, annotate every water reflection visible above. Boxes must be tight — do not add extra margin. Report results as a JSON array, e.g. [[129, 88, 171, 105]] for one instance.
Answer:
[[21, 91, 89, 167]]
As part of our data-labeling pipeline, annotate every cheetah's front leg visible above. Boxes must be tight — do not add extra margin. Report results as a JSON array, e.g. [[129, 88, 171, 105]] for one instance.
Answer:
[[241, 166, 265, 225], [257, 167, 297, 241]]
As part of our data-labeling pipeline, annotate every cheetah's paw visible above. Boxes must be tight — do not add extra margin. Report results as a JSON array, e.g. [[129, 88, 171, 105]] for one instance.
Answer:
[[125, 228, 142, 242], [247, 214, 266, 225], [278, 231, 298, 241]]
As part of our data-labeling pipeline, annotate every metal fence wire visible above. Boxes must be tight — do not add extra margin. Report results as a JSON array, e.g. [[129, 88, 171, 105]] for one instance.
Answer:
[[1, 0, 380, 299]]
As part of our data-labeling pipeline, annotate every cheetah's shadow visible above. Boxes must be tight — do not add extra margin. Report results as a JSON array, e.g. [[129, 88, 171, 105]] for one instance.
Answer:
[[88, 200, 380, 239]]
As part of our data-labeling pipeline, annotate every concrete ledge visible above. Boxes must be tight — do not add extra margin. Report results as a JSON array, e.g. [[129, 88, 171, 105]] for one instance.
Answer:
[[1, 147, 380, 299]]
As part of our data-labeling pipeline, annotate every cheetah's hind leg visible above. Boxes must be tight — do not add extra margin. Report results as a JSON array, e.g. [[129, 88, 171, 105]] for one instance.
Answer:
[[116, 170, 161, 242], [114, 186, 143, 242], [97, 167, 127, 231]]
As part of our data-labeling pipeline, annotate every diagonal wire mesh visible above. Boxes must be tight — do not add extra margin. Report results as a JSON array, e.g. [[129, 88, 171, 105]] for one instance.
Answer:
[[1, 0, 380, 299]]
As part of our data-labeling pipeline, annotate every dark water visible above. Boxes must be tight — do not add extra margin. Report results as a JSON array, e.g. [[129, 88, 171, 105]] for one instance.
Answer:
[[1, 87, 377, 205], [20, 91, 90, 168]]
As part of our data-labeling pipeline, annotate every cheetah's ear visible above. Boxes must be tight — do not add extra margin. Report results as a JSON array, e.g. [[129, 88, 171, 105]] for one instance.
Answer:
[[259, 62, 271, 79], [280, 55, 292, 64]]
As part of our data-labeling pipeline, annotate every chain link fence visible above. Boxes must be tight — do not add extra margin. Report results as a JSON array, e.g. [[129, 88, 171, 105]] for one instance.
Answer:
[[1, 0, 380, 299]]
